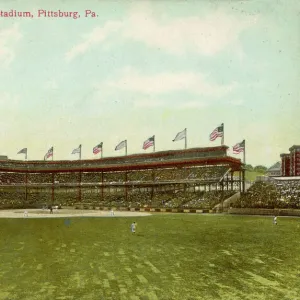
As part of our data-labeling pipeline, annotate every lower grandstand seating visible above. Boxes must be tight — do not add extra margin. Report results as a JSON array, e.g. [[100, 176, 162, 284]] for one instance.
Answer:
[[0, 163, 238, 209], [237, 179, 300, 209], [0, 172, 25, 185]]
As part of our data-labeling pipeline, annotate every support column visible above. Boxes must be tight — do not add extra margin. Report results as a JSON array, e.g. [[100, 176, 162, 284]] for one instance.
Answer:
[[125, 172, 128, 203], [78, 172, 82, 202], [25, 172, 28, 205], [101, 172, 104, 205], [221, 179, 224, 212], [52, 173, 54, 205], [242, 169, 245, 193], [151, 169, 155, 201], [226, 172, 229, 191]]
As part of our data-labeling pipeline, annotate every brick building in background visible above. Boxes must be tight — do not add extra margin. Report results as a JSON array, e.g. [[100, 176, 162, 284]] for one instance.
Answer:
[[280, 145, 300, 176]]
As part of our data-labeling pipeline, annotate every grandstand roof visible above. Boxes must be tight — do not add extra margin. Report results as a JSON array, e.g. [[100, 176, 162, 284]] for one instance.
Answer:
[[1, 145, 229, 164], [268, 161, 281, 171], [0, 155, 242, 173]]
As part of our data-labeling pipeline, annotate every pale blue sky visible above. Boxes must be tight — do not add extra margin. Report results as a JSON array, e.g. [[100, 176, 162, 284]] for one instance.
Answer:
[[0, 0, 299, 167]]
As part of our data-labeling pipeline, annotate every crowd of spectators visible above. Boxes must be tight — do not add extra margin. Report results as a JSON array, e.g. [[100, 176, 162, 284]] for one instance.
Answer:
[[236, 179, 300, 209], [0, 166, 229, 185], [182, 191, 235, 209], [0, 165, 233, 209], [0, 172, 25, 185]]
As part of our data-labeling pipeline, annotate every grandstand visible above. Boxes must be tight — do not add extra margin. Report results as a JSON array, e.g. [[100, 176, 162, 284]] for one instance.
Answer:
[[232, 145, 300, 210], [0, 146, 244, 210], [235, 175, 300, 209]]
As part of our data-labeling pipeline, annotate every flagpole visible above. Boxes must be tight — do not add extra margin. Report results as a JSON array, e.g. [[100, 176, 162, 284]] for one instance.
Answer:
[[25, 151, 27, 161], [79, 144, 82, 160], [52, 147, 54, 161], [185, 128, 187, 149], [153, 135, 155, 152], [125, 140, 127, 156], [243, 140, 246, 164], [221, 123, 224, 145]]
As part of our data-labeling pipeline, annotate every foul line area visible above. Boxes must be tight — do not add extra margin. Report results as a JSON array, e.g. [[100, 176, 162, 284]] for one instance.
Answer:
[[0, 209, 152, 218]]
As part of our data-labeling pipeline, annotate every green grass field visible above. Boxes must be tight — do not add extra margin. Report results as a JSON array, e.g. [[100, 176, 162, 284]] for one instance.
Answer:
[[234, 170, 265, 182], [0, 214, 300, 300]]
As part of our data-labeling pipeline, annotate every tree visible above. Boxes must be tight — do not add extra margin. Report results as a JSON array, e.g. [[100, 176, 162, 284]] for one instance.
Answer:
[[245, 164, 253, 171], [254, 165, 267, 173]]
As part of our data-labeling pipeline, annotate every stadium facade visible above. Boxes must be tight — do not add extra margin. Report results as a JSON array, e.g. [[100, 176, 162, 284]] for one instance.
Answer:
[[280, 145, 300, 176], [0, 146, 244, 210]]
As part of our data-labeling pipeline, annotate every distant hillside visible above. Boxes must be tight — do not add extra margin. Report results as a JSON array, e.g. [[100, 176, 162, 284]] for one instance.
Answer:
[[234, 170, 266, 182], [245, 170, 265, 181]]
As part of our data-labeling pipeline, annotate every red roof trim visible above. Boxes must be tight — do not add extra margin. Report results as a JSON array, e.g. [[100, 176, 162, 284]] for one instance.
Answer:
[[3, 146, 229, 166], [0, 156, 242, 173]]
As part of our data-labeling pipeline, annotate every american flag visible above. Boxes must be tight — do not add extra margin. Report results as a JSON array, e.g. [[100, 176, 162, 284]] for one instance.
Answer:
[[72, 145, 81, 154], [115, 140, 126, 151], [143, 136, 154, 150], [209, 124, 223, 141], [173, 129, 186, 142], [45, 147, 53, 159], [17, 148, 27, 154], [233, 140, 245, 154], [93, 143, 103, 154]]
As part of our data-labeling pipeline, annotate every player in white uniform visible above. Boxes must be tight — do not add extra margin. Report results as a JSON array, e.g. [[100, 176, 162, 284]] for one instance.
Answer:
[[24, 210, 28, 217], [131, 222, 136, 233], [273, 216, 277, 225]]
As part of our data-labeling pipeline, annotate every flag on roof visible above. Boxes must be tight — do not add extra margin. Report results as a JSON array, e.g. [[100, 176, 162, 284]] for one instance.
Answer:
[[173, 129, 186, 142], [72, 145, 81, 154], [233, 140, 245, 154], [115, 140, 126, 151], [45, 147, 53, 160], [93, 142, 103, 155], [17, 148, 27, 155], [209, 124, 223, 141], [143, 136, 154, 150]]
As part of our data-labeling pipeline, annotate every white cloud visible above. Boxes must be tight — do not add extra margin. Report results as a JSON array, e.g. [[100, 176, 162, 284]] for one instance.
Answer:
[[132, 97, 208, 109], [103, 67, 237, 98], [65, 21, 121, 62], [0, 24, 22, 66], [123, 8, 256, 56], [66, 5, 258, 61]]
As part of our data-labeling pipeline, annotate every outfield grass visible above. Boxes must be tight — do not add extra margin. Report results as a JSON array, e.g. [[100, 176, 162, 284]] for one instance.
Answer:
[[0, 214, 300, 300]]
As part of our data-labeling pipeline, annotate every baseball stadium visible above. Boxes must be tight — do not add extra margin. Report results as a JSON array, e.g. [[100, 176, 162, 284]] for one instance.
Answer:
[[1, 145, 300, 300], [1, 0, 300, 298]]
